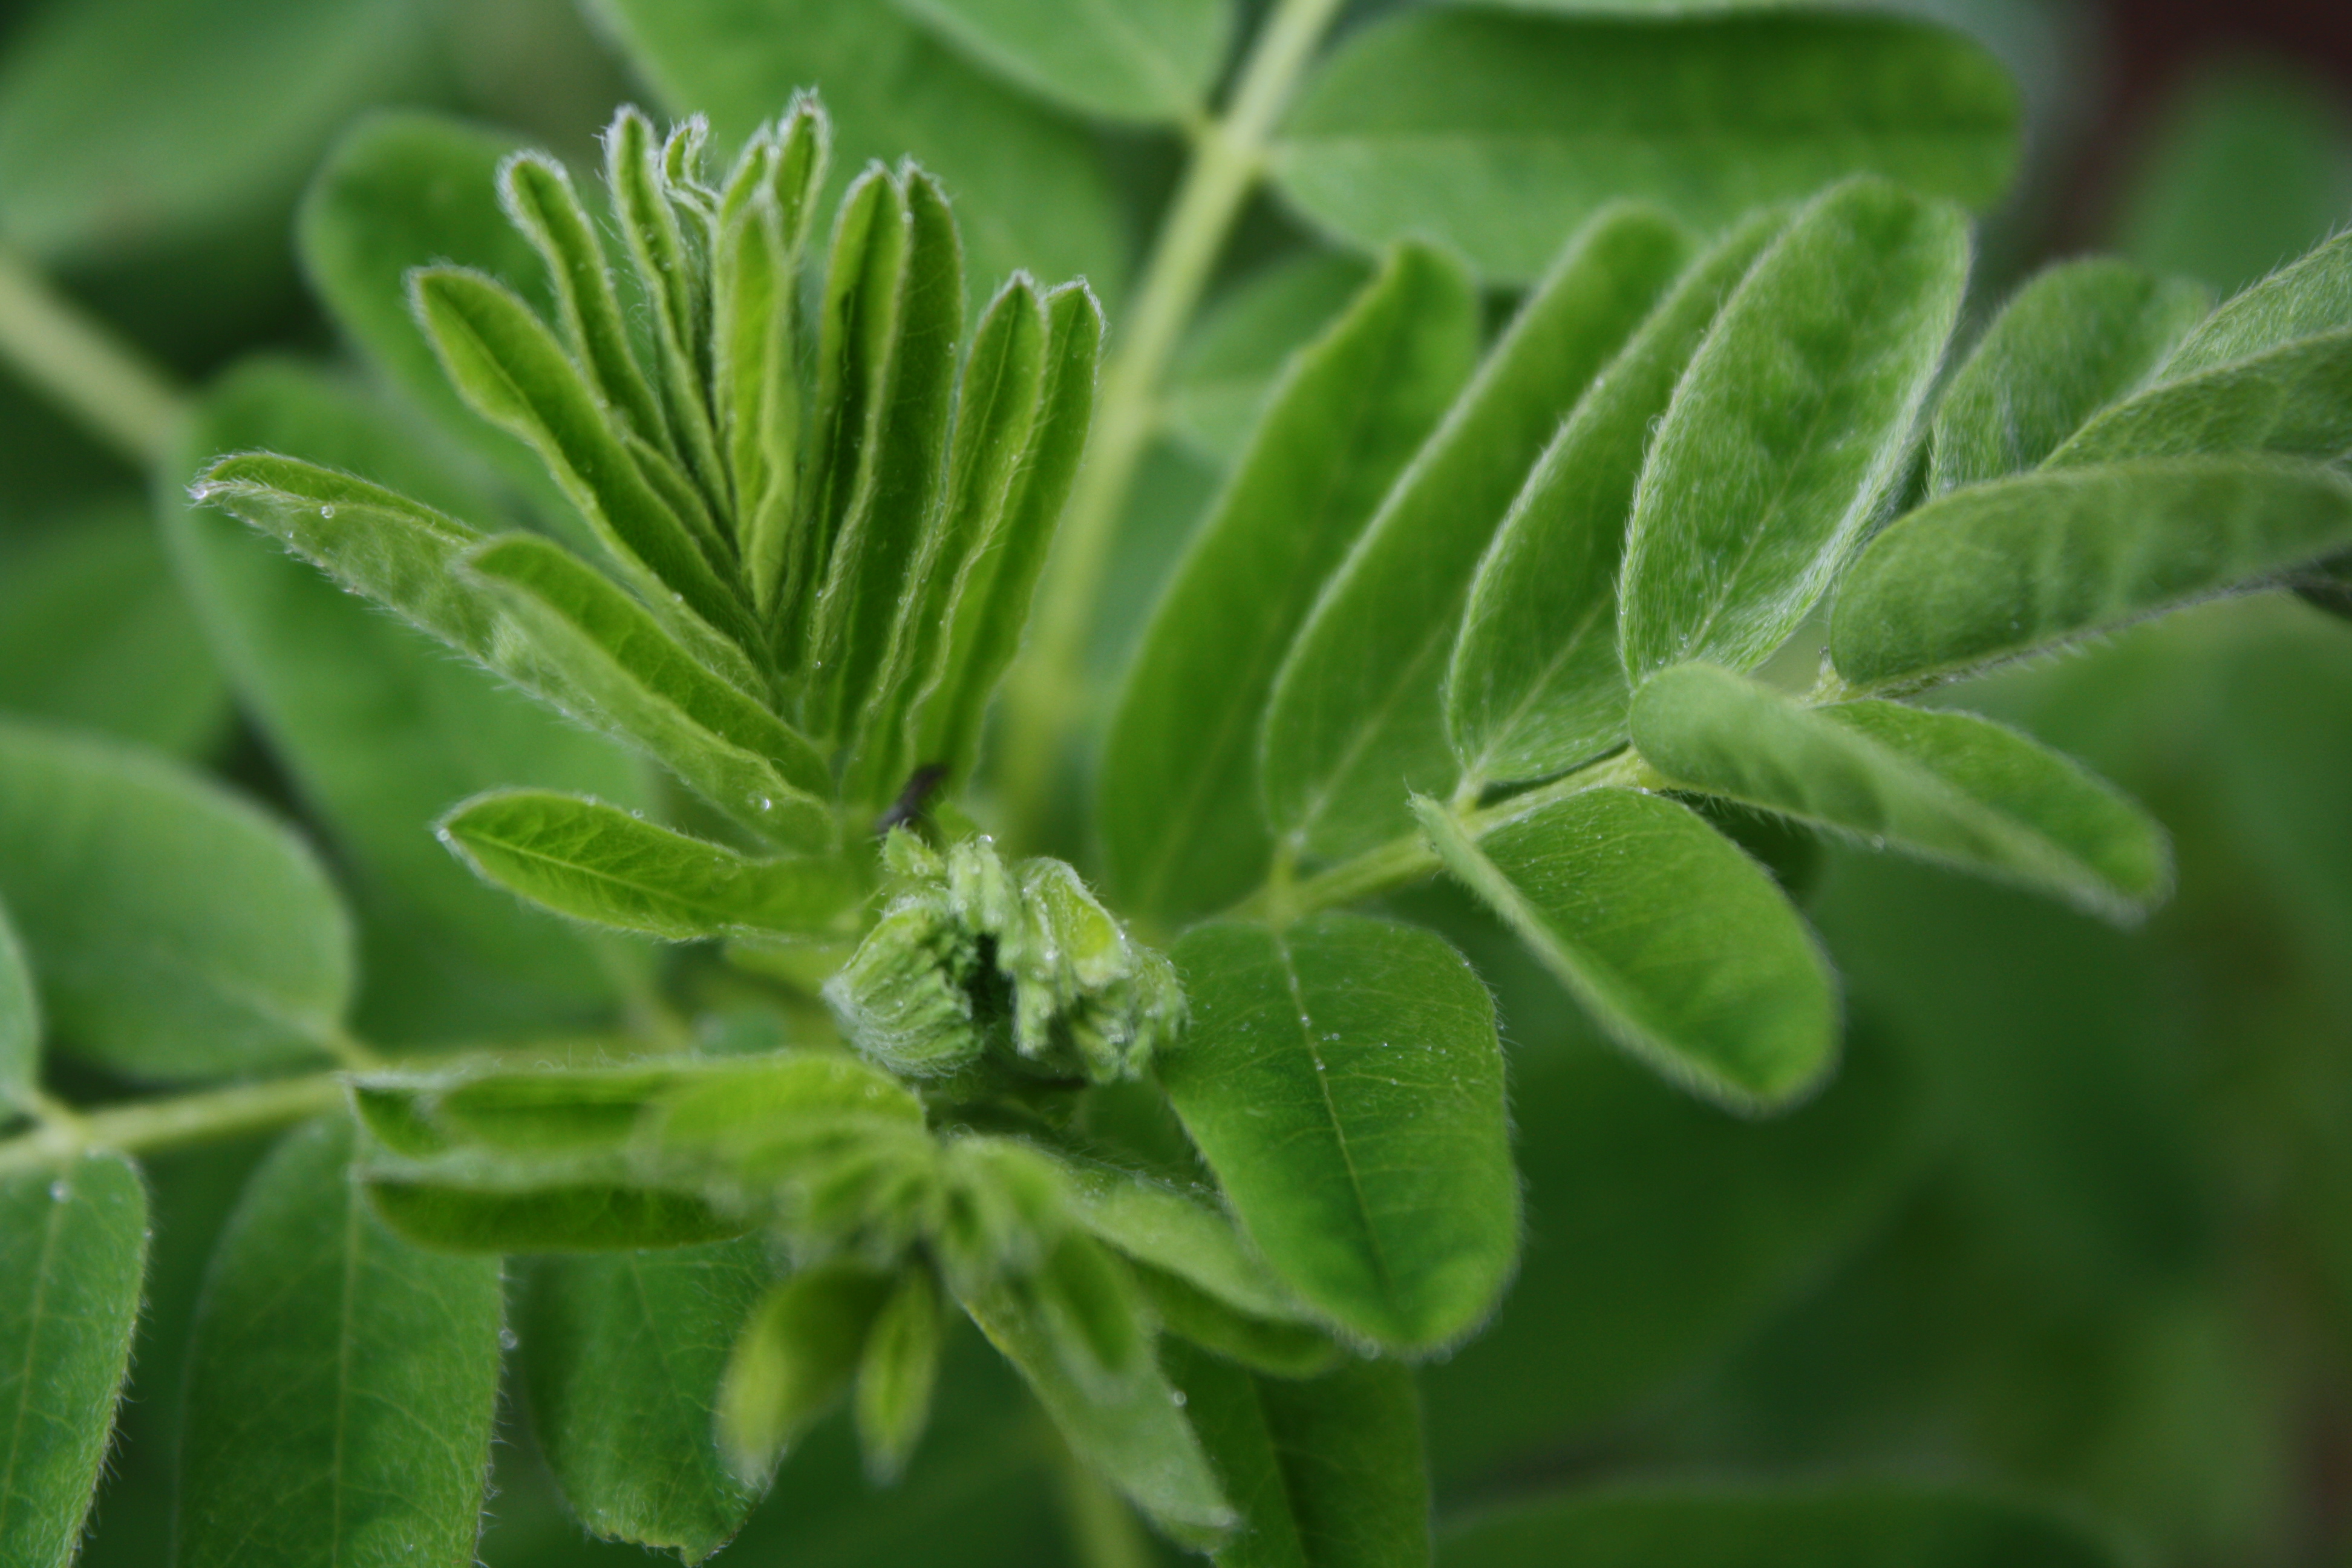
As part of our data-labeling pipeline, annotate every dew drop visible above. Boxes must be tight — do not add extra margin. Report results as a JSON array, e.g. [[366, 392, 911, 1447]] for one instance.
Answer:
[[319, 504, 336, 519], [759, 797, 774, 811], [1171, 1390, 1186, 1407], [48, 1179, 69, 1201], [499, 1327, 520, 1351]]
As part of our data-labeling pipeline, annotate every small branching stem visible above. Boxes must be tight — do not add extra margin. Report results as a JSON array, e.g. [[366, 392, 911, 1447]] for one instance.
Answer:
[[998, 0, 1351, 846], [0, 1071, 347, 1177], [0, 242, 190, 469]]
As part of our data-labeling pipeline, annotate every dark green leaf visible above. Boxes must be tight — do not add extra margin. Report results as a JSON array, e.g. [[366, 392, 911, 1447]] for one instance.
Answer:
[[1168, 1345, 1428, 1568], [1272, 8, 2017, 284], [1165, 252, 1374, 469], [1439, 1485, 2121, 1568], [522, 1238, 775, 1562], [1829, 458, 2352, 691], [1262, 206, 1691, 862], [0, 721, 352, 1080], [1448, 211, 1786, 788], [362, 1149, 752, 1253], [855, 1265, 945, 1481], [0, 502, 227, 758], [460, 534, 834, 849], [2045, 328, 2352, 469], [1102, 245, 1478, 921], [595, 0, 1127, 302], [0, 1155, 145, 1568], [1618, 177, 1970, 680], [2161, 226, 2352, 378], [0, 899, 30, 1111], [1930, 258, 2210, 492], [1418, 789, 1836, 1111], [718, 1263, 895, 1484], [438, 791, 861, 941], [897, 0, 1230, 125], [1630, 664, 2170, 918], [1161, 915, 1516, 1351], [178, 1117, 503, 1568]]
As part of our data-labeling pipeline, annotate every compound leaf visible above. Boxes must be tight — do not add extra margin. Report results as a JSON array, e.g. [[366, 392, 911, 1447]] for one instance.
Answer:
[[1272, 8, 2017, 284], [1618, 177, 1969, 680], [1161, 916, 1517, 1351], [1102, 245, 1478, 921], [0, 1155, 146, 1568], [0, 721, 352, 1080], [522, 1239, 776, 1563], [1418, 789, 1835, 1111], [1168, 1346, 1428, 1568], [2046, 327, 2352, 469], [897, 0, 1229, 125], [1262, 206, 1691, 863], [178, 1116, 503, 1568], [1829, 457, 2352, 690], [1630, 664, 2170, 918], [1448, 210, 1786, 788], [438, 791, 861, 942], [1930, 258, 2211, 493]]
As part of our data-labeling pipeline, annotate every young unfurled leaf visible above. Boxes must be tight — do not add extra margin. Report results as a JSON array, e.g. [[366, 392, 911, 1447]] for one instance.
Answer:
[[0, 721, 353, 1080], [1618, 177, 1970, 680], [362, 1147, 752, 1253], [521, 1240, 776, 1563], [2044, 328, 2352, 469], [1272, 8, 2017, 283], [1418, 790, 1837, 1111], [898, 0, 1231, 125], [0, 1155, 146, 1568], [1829, 457, 2352, 691], [438, 791, 861, 941], [1261, 206, 1691, 863], [855, 1264, 946, 1481], [718, 1263, 896, 1485], [1630, 664, 2171, 918], [1161, 916, 1517, 1351], [1051, 1154, 1315, 1327], [606, 108, 730, 513], [1168, 1345, 1429, 1568], [0, 898, 33, 1111], [459, 534, 834, 849], [1439, 1485, 2123, 1568], [1448, 211, 1787, 791], [178, 1117, 503, 1568], [1102, 245, 1479, 921], [801, 169, 964, 746], [1930, 258, 2211, 492], [2159, 226, 2352, 377]]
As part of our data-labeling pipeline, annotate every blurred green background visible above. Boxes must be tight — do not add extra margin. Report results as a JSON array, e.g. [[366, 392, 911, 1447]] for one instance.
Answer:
[[2, 1, 2349, 1564]]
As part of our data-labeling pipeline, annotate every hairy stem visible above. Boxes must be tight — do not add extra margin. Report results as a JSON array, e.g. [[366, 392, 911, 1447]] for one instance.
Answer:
[[0, 1072, 346, 1177], [997, 0, 1350, 845], [0, 243, 190, 469]]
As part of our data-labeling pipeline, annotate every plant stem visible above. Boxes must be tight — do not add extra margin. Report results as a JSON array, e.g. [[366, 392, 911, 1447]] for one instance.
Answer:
[[0, 1071, 345, 1177], [0, 243, 189, 470], [996, 0, 1350, 845]]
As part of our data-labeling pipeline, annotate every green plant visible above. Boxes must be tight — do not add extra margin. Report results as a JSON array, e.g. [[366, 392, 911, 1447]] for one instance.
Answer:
[[1, 3, 2350, 1566]]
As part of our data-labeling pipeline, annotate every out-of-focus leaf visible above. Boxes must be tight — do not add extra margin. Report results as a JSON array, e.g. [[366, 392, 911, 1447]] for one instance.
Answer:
[[1132, 1267, 1341, 1379], [1930, 259, 2210, 493], [2161, 227, 2352, 379], [717, 1263, 894, 1485], [2045, 328, 2352, 469], [1162, 915, 1517, 1351], [1630, 664, 2169, 918], [178, 1117, 504, 1568], [521, 1238, 774, 1562], [1100, 244, 1478, 921], [0, 502, 226, 757], [1165, 253, 1373, 469], [173, 361, 641, 1040], [593, 0, 1128, 301], [854, 1266, 944, 1481], [1272, 8, 2017, 283], [0, 897, 30, 1111], [0, 0, 431, 264], [1829, 458, 2352, 691], [0, 1155, 146, 1568], [1618, 177, 1969, 680], [437, 789, 861, 940], [0, 720, 351, 1080], [1262, 206, 1691, 863], [896, 0, 1230, 125], [1169, 1345, 1428, 1568], [362, 1149, 752, 1253], [1448, 211, 1785, 788], [1439, 1485, 2123, 1567], [2113, 59, 2352, 299], [1419, 789, 1835, 1111]]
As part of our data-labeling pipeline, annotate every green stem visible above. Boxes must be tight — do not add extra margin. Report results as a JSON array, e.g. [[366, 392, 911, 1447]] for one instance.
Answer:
[[997, 0, 1350, 845], [0, 243, 190, 469], [0, 1071, 346, 1177]]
